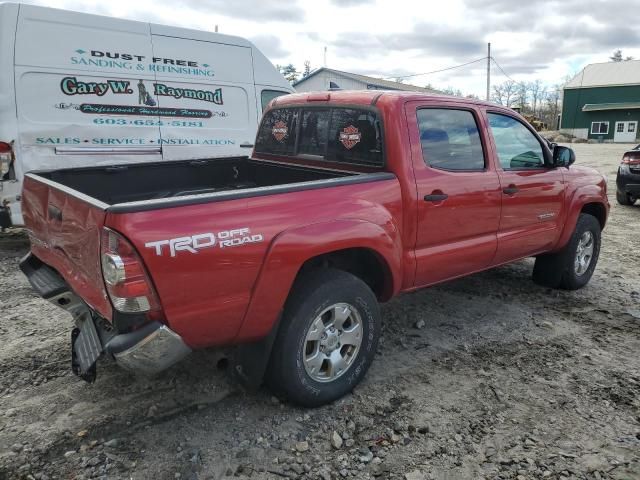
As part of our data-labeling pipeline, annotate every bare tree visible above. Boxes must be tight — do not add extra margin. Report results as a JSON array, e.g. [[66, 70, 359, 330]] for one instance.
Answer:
[[543, 86, 562, 129], [442, 86, 463, 97], [515, 82, 529, 112], [529, 80, 545, 116], [492, 80, 517, 107], [303, 60, 311, 78]]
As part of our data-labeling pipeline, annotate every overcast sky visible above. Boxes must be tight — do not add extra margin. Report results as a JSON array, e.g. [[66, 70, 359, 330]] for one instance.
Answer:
[[17, 0, 640, 96]]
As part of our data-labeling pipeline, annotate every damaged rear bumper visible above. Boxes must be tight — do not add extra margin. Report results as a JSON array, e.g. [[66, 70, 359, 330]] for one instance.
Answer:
[[105, 321, 191, 375], [20, 253, 191, 379]]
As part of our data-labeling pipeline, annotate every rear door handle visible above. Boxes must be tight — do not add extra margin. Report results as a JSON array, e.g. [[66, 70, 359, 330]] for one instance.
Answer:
[[502, 186, 519, 195], [424, 193, 448, 202]]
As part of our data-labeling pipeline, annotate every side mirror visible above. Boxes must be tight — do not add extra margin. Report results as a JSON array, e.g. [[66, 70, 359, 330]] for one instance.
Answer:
[[553, 145, 575, 168]]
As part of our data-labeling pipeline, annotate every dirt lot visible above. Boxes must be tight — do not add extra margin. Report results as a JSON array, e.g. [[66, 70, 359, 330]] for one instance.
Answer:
[[0, 143, 638, 480]]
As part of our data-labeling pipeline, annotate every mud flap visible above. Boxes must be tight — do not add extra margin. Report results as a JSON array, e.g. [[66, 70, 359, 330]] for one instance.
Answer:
[[0, 206, 11, 230], [229, 315, 281, 392], [532, 252, 564, 288], [71, 317, 102, 383]]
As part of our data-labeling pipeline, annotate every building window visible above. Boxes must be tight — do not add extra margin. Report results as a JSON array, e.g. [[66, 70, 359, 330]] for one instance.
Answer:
[[617, 123, 625, 133], [591, 122, 609, 135]]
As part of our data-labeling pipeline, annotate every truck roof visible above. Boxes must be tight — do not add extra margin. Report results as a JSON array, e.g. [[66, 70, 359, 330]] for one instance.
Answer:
[[1, 2, 253, 49], [273, 90, 500, 110]]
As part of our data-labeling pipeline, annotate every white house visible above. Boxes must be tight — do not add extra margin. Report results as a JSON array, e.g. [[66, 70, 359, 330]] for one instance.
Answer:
[[293, 67, 439, 94]]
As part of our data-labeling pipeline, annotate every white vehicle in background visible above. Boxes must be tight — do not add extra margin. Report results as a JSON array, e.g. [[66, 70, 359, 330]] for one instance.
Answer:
[[0, 2, 293, 229]]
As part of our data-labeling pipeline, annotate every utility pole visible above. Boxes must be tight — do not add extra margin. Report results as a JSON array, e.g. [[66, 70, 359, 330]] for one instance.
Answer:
[[324, 46, 327, 67], [486, 42, 491, 101]]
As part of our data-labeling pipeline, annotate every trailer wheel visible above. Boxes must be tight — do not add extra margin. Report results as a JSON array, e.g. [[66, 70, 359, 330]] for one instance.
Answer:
[[266, 268, 380, 407]]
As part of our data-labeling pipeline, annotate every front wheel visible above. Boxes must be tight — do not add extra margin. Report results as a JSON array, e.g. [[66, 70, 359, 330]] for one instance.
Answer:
[[533, 213, 601, 290], [266, 269, 381, 407]]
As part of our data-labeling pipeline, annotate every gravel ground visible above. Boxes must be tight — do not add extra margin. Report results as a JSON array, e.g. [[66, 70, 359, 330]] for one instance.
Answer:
[[0, 143, 638, 480]]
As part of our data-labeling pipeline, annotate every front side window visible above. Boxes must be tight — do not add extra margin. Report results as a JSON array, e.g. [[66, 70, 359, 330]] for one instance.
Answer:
[[488, 113, 545, 169], [255, 107, 384, 167], [417, 109, 485, 171], [591, 121, 609, 135]]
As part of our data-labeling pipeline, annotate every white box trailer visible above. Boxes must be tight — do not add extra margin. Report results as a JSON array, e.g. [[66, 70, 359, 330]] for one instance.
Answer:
[[0, 3, 293, 228]]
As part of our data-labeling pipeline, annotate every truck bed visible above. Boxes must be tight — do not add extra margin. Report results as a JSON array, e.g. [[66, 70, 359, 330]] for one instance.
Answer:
[[33, 156, 355, 207]]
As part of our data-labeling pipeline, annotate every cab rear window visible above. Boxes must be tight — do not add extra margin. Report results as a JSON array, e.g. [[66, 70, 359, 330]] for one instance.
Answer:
[[255, 107, 384, 167]]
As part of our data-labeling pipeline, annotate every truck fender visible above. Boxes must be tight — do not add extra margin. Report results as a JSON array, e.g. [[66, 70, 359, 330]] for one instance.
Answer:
[[554, 184, 607, 252], [235, 218, 402, 344]]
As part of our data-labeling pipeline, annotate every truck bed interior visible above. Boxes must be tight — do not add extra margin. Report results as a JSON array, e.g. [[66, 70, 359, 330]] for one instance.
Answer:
[[35, 157, 354, 205]]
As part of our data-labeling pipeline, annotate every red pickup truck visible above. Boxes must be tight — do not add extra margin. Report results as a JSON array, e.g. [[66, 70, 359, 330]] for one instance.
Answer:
[[20, 91, 609, 406]]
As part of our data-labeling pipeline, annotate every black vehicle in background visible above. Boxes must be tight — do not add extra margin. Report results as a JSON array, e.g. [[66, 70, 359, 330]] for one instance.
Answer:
[[616, 144, 640, 206]]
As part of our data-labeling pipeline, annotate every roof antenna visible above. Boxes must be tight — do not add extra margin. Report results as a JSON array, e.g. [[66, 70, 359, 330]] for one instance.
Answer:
[[215, 25, 219, 33]]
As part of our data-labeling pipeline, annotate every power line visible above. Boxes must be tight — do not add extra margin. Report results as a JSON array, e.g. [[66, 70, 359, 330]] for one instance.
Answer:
[[381, 56, 488, 80], [490, 57, 525, 86], [490, 57, 563, 92]]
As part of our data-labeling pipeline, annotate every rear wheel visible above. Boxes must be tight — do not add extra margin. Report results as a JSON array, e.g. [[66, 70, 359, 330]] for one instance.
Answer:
[[533, 213, 601, 290], [266, 269, 380, 407], [616, 189, 635, 205]]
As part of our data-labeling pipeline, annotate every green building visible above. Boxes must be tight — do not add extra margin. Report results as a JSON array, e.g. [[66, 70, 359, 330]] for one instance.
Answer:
[[561, 60, 640, 143]]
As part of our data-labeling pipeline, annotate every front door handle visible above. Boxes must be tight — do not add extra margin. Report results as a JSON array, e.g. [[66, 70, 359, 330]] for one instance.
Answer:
[[424, 193, 448, 202], [502, 186, 519, 195]]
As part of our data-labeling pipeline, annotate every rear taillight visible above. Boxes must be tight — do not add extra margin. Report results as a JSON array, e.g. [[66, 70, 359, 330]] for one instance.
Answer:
[[622, 153, 640, 165], [101, 228, 160, 313], [0, 141, 13, 177]]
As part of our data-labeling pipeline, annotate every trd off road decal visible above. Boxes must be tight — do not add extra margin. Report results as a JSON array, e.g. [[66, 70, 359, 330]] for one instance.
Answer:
[[339, 125, 362, 149], [145, 228, 264, 257], [272, 121, 288, 142]]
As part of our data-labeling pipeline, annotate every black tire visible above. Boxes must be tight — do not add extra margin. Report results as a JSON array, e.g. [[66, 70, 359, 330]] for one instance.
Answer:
[[266, 268, 381, 407], [532, 213, 601, 290], [616, 190, 635, 206]]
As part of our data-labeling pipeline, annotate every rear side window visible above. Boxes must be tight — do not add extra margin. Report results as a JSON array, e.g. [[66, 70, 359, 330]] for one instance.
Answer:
[[255, 108, 298, 156], [327, 109, 382, 167], [255, 107, 383, 167], [417, 109, 485, 171]]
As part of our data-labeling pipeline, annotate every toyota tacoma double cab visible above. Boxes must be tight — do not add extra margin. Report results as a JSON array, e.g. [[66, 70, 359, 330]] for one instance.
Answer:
[[20, 91, 609, 407]]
